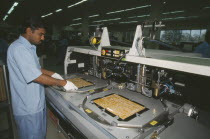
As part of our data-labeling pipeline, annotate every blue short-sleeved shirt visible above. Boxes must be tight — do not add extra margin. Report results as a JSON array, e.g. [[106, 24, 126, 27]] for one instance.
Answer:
[[7, 36, 45, 116]]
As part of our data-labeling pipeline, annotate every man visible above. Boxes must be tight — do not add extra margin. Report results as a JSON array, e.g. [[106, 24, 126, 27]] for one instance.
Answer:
[[7, 16, 77, 139], [194, 30, 210, 58]]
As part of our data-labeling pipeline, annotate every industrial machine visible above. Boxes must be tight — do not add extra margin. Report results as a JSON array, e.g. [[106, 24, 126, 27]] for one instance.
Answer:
[[45, 25, 210, 139]]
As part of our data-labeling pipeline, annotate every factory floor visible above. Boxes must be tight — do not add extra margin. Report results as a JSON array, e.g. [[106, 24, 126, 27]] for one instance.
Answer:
[[0, 106, 67, 139]]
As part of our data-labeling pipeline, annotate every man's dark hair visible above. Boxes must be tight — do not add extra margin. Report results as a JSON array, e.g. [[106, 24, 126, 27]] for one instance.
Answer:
[[20, 16, 45, 34], [205, 30, 210, 44]]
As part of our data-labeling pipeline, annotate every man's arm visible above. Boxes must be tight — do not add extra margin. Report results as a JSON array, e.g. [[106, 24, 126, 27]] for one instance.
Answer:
[[41, 68, 64, 80], [34, 74, 66, 87], [41, 68, 54, 76]]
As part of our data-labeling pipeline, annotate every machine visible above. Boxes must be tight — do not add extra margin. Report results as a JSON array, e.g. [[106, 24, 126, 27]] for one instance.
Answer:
[[45, 25, 210, 139]]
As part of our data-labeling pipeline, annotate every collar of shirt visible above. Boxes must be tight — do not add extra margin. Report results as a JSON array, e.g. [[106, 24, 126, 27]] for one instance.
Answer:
[[18, 36, 36, 50]]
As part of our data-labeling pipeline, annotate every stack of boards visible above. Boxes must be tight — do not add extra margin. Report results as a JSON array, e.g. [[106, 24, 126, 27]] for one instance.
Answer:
[[67, 78, 93, 89]]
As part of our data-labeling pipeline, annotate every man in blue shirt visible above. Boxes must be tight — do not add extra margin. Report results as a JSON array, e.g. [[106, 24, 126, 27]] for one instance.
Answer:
[[7, 16, 77, 139], [194, 31, 210, 58]]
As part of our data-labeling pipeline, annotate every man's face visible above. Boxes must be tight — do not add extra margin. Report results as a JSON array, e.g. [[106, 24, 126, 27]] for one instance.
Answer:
[[28, 28, 46, 45]]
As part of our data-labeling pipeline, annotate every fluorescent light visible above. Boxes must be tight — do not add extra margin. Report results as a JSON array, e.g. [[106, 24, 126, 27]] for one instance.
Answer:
[[106, 5, 151, 15], [41, 13, 53, 18], [173, 16, 186, 19], [107, 10, 124, 14], [203, 7, 210, 9], [119, 21, 138, 24], [7, 2, 19, 14], [135, 5, 151, 9], [93, 18, 121, 23], [3, 2, 19, 21], [7, 7, 14, 15], [69, 23, 82, 26], [137, 14, 150, 18], [162, 17, 173, 20], [89, 14, 99, 18], [89, 24, 103, 26], [73, 18, 82, 21], [128, 14, 150, 18], [3, 15, 8, 21], [162, 17, 185, 20], [162, 10, 184, 15], [55, 9, 62, 12], [124, 7, 138, 11], [188, 16, 199, 18], [68, 0, 88, 8], [14, 2, 18, 6]]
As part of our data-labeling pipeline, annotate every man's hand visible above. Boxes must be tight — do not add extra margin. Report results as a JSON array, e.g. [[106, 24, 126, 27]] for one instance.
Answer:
[[63, 81, 78, 91], [51, 73, 64, 80]]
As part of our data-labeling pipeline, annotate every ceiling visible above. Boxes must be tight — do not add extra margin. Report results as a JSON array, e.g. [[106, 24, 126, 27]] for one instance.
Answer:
[[1, 0, 210, 30]]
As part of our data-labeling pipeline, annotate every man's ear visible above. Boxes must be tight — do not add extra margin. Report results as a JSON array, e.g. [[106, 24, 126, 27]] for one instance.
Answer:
[[26, 27, 32, 35]]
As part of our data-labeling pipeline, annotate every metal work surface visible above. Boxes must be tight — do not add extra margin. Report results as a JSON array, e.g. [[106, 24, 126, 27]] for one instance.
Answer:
[[46, 88, 113, 139], [45, 85, 210, 139], [83, 89, 166, 129]]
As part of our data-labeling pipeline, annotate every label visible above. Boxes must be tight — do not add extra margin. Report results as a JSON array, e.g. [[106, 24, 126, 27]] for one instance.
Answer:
[[150, 120, 158, 126], [113, 54, 120, 57], [78, 63, 84, 68], [103, 88, 109, 91], [85, 109, 92, 113], [101, 49, 106, 55], [121, 58, 126, 61], [89, 90, 95, 93], [113, 50, 120, 54], [69, 60, 76, 63]]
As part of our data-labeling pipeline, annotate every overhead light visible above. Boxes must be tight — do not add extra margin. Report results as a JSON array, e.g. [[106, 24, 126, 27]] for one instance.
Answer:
[[128, 14, 150, 18], [124, 7, 138, 11], [3, 15, 8, 21], [7, 2, 19, 14], [203, 7, 210, 9], [93, 18, 121, 23], [162, 17, 185, 20], [2, 2, 19, 21], [162, 16, 198, 21], [119, 21, 138, 24], [55, 9, 62, 12], [106, 5, 151, 15], [162, 17, 173, 20], [188, 16, 199, 18], [69, 23, 82, 26], [107, 10, 124, 14], [89, 24, 103, 26], [41, 12, 53, 18], [68, 0, 88, 8], [162, 10, 184, 15], [89, 14, 99, 18], [73, 18, 82, 21], [174, 16, 186, 19]]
